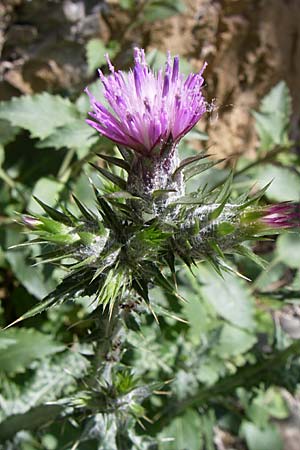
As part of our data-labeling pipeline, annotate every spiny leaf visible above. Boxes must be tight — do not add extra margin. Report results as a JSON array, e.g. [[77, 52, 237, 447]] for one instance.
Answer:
[[184, 158, 226, 182], [95, 192, 123, 233], [146, 262, 179, 298], [0, 351, 88, 426], [97, 268, 129, 310], [33, 197, 73, 225], [117, 145, 134, 163], [97, 153, 130, 172], [72, 194, 96, 221], [132, 278, 150, 303], [90, 163, 127, 190], [4, 296, 60, 328], [237, 182, 272, 209], [214, 171, 233, 203], [6, 269, 96, 327], [208, 240, 225, 259], [208, 197, 230, 221], [236, 244, 268, 269], [172, 152, 209, 178]]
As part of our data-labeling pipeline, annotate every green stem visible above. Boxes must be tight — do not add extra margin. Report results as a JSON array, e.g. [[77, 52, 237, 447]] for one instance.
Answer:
[[58, 148, 76, 181], [87, 301, 121, 388]]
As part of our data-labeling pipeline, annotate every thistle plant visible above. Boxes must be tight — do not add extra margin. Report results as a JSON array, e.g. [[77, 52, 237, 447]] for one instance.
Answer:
[[11, 48, 300, 447]]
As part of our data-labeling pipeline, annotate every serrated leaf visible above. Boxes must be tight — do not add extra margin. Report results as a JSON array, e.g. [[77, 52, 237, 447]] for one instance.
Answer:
[[241, 421, 283, 450], [5, 296, 63, 329], [253, 81, 292, 151], [37, 120, 98, 156], [0, 93, 78, 139], [0, 329, 64, 374], [197, 264, 255, 329], [216, 324, 257, 357], [0, 119, 20, 146], [0, 351, 88, 426], [158, 409, 202, 450]]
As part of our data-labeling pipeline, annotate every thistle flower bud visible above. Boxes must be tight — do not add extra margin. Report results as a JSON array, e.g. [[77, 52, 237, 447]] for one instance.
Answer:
[[261, 202, 300, 229], [22, 215, 42, 229], [176, 202, 300, 261]]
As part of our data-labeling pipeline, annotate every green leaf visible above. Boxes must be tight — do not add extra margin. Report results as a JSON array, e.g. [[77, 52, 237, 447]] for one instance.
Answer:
[[120, 0, 135, 9], [5, 228, 58, 300], [0, 145, 4, 168], [158, 409, 203, 450], [0, 351, 88, 425], [97, 153, 130, 172], [247, 387, 289, 427], [197, 265, 255, 330], [236, 244, 267, 269], [28, 178, 64, 214], [0, 119, 20, 146], [256, 164, 300, 202], [241, 421, 283, 450], [86, 39, 119, 75], [216, 324, 257, 357], [0, 328, 64, 374], [172, 152, 208, 178], [33, 197, 73, 226], [0, 93, 78, 139], [0, 404, 63, 443], [253, 81, 292, 151], [90, 163, 127, 190], [37, 120, 98, 156], [144, 0, 185, 22], [277, 232, 300, 268], [146, 48, 191, 75]]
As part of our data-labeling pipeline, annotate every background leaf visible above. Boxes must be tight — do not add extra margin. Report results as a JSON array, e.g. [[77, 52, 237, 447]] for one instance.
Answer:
[[253, 81, 291, 151], [0, 328, 64, 374], [0, 94, 78, 139], [197, 265, 255, 330]]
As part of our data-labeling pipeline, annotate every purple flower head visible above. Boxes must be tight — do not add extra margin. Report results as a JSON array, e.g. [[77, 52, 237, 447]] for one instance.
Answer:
[[85, 48, 207, 156], [262, 202, 300, 229]]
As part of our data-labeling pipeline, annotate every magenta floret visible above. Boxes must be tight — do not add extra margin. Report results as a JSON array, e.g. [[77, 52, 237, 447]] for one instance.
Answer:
[[86, 48, 207, 156], [262, 202, 300, 228]]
